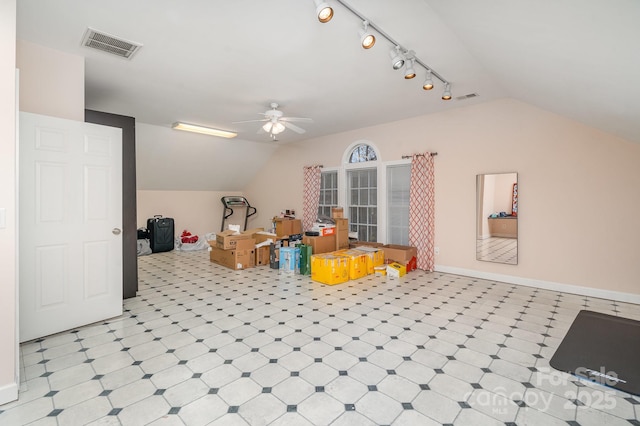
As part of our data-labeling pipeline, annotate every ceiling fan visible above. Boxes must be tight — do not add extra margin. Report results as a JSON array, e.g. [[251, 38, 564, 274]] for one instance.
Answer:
[[233, 103, 313, 139]]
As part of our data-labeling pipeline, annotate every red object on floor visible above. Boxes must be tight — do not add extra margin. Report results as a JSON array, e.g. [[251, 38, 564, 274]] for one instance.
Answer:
[[181, 230, 198, 244]]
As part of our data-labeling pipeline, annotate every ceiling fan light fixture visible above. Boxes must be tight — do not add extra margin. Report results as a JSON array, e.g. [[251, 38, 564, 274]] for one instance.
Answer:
[[172, 122, 237, 138], [271, 122, 286, 134], [389, 46, 405, 70], [314, 0, 333, 23], [423, 70, 434, 90], [359, 21, 375, 49], [442, 83, 452, 100]]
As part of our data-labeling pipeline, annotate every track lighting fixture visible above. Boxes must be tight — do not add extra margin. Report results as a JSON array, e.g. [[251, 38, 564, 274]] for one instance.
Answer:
[[389, 46, 405, 70], [359, 21, 375, 49], [404, 58, 416, 79], [313, 0, 452, 101], [314, 0, 334, 23], [422, 70, 434, 90], [442, 83, 452, 100]]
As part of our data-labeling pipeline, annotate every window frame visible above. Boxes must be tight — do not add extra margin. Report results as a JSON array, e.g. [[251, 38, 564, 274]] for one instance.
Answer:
[[321, 141, 412, 244]]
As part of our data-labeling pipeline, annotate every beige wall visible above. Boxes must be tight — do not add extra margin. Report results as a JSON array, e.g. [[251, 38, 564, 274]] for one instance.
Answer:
[[244, 99, 640, 301], [0, 0, 18, 406], [137, 190, 256, 238], [16, 40, 84, 121]]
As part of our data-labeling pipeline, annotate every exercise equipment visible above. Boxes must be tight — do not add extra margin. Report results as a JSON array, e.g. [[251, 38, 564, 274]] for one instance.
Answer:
[[550, 310, 640, 396], [220, 196, 257, 232]]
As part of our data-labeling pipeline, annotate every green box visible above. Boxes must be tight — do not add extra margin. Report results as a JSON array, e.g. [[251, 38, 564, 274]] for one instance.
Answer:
[[299, 244, 312, 275]]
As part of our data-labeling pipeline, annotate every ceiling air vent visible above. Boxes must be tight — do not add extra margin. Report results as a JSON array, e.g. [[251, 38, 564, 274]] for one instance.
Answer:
[[81, 27, 142, 59], [455, 93, 479, 101]]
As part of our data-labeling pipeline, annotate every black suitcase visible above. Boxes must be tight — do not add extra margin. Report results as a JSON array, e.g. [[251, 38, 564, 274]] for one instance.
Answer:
[[147, 215, 175, 253]]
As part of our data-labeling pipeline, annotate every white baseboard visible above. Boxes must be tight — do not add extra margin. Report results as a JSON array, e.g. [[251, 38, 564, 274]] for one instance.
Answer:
[[434, 265, 640, 305], [0, 381, 18, 406]]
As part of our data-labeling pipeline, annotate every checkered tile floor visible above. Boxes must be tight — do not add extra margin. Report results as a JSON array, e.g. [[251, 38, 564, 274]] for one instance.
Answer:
[[2, 249, 640, 425], [476, 237, 518, 265]]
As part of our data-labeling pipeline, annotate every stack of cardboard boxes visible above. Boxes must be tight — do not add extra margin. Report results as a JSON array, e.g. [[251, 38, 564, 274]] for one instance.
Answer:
[[208, 229, 257, 270], [208, 209, 418, 286]]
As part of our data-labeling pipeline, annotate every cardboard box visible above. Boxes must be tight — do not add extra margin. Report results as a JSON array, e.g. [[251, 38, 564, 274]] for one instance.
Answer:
[[349, 241, 384, 249], [311, 254, 350, 285], [209, 245, 255, 270], [382, 244, 418, 264], [279, 246, 300, 274], [353, 247, 385, 274], [334, 218, 348, 230], [333, 249, 369, 280], [331, 207, 344, 218], [274, 218, 302, 238], [302, 235, 336, 254], [387, 262, 406, 278], [242, 228, 265, 238], [255, 245, 270, 266], [215, 230, 252, 250], [334, 218, 349, 250], [254, 231, 278, 245]]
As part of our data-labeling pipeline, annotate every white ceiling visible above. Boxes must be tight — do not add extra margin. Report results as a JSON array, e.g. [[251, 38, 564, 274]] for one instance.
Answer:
[[16, 0, 640, 146]]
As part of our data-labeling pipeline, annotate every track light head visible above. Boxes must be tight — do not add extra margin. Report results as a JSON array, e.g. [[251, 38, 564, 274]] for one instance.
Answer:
[[314, 0, 333, 23], [389, 46, 405, 70], [359, 21, 375, 49], [442, 83, 452, 100], [404, 58, 416, 79], [423, 70, 434, 90]]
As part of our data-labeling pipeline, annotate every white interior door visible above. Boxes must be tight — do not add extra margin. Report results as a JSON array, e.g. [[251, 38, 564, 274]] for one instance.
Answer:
[[19, 112, 123, 343]]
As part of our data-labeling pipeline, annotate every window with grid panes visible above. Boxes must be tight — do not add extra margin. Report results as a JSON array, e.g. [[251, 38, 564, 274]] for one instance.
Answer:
[[347, 168, 377, 242], [318, 170, 338, 219], [387, 164, 411, 245]]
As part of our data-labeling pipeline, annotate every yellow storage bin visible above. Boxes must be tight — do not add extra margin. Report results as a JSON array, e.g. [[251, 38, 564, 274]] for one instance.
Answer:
[[311, 254, 350, 285], [333, 249, 369, 280], [352, 247, 385, 274]]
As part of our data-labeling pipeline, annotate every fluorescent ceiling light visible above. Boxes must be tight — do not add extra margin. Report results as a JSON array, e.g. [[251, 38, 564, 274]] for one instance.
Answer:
[[172, 122, 237, 138]]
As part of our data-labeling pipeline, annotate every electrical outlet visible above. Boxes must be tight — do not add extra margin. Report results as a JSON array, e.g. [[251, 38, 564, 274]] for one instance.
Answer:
[[434, 246, 440, 255]]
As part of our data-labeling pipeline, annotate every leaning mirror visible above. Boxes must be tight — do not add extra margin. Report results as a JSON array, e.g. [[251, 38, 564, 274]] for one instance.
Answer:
[[476, 172, 518, 264]]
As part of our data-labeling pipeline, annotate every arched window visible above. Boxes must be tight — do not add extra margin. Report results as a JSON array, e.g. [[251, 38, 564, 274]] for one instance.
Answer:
[[348, 144, 378, 163], [345, 143, 379, 241]]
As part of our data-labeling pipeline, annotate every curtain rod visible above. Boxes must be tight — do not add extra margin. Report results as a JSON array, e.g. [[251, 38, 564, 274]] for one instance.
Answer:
[[304, 165, 324, 169], [401, 152, 438, 159]]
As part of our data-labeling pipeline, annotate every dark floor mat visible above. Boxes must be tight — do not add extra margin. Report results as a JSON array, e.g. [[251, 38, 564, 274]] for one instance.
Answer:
[[550, 310, 640, 396]]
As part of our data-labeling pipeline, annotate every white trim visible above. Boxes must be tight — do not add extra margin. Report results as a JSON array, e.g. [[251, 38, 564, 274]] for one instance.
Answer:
[[14, 68, 20, 393], [435, 265, 640, 305], [0, 381, 18, 406]]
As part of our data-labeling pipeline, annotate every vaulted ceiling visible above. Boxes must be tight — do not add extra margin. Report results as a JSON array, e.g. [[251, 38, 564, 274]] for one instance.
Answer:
[[16, 0, 640, 147]]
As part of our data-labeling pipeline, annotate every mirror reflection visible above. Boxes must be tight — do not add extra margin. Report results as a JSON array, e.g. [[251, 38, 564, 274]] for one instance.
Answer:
[[476, 172, 518, 265]]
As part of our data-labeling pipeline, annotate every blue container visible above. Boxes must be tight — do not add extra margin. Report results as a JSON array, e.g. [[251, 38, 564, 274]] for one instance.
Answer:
[[279, 246, 300, 274]]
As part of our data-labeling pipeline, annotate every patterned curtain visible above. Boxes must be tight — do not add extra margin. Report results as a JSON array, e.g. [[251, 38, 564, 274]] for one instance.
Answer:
[[302, 165, 322, 232], [409, 153, 435, 271]]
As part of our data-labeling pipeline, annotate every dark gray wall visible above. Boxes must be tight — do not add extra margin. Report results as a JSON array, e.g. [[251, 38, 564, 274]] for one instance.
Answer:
[[85, 110, 138, 299]]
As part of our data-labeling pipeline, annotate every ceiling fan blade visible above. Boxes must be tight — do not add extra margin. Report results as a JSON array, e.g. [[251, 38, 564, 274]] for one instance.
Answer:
[[256, 127, 266, 134], [232, 119, 269, 124], [280, 117, 313, 123], [283, 122, 306, 134]]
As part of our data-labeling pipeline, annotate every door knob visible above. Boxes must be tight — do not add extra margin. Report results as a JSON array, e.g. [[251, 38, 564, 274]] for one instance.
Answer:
[[112, 228, 122, 235]]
